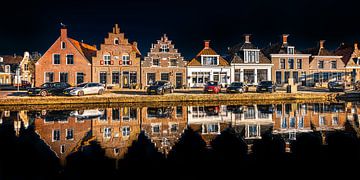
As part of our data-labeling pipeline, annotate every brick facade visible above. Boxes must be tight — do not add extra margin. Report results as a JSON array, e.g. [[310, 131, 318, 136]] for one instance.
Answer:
[[92, 24, 141, 89], [141, 34, 187, 89], [35, 27, 96, 87]]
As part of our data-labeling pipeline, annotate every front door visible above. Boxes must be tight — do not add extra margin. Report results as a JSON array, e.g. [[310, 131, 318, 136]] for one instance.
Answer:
[[176, 73, 182, 89], [123, 71, 129, 88]]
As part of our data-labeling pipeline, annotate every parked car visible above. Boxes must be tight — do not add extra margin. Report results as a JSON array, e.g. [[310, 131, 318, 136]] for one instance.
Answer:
[[204, 81, 221, 94], [256, 81, 276, 93], [27, 82, 70, 96], [63, 83, 105, 96], [353, 80, 360, 91], [328, 81, 345, 92], [147, 81, 174, 95], [226, 82, 248, 93]]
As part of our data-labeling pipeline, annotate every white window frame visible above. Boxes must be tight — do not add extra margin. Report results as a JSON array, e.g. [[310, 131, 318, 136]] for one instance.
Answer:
[[122, 54, 130, 65], [152, 58, 160, 66], [114, 38, 119, 45], [160, 44, 169, 52], [287, 46, 295, 54], [151, 123, 161, 134], [65, 128, 74, 140], [103, 54, 111, 65], [201, 55, 219, 66], [122, 126, 131, 137], [66, 54, 74, 65], [52, 129, 60, 142], [160, 72, 170, 81], [104, 127, 112, 138], [243, 49, 260, 63], [53, 53, 61, 65], [44, 71, 54, 83], [61, 41, 66, 49]]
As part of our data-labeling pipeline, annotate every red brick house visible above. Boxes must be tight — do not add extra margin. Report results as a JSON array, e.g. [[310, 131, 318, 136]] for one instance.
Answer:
[[35, 26, 97, 87]]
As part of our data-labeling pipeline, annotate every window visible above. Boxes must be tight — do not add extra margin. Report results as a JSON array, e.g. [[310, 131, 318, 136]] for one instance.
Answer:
[[4, 65, 10, 73], [60, 72, 68, 83], [281, 118, 287, 129], [170, 124, 178, 133], [290, 117, 296, 128], [122, 126, 130, 137], [152, 124, 160, 133], [319, 116, 326, 126], [332, 116, 339, 126], [130, 72, 137, 84], [53, 54, 60, 64], [76, 72, 84, 84], [160, 44, 169, 52], [147, 73, 156, 85], [287, 46, 295, 54], [234, 69, 241, 82], [288, 59, 294, 69], [323, 72, 329, 82], [298, 117, 304, 128], [104, 55, 111, 65], [114, 38, 119, 45], [284, 71, 290, 83], [331, 60, 337, 69], [61, 41, 66, 49], [112, 71, 120, 84], [24, 64, 29, 71], [202, 123, 219, 134], [280, 59, 285, 69], [100, 72, 107, 84], [244, 50, 259, 63], [170, 59, 177, 66], [53, 129, 60, 141], [161, 73, 169, 81], [192, 72, 210, 84], [248, 125, 258, 138], [257, 69, 268, 82], [318, 60, 324, 69], [45, 72, 54, 83], [100, 109, 107, 121], [104, 128, 112, 138], [176, 106, 183, 118], [202, 56, 218, 65], [66, 54, 74, 64], [60, 145, 65, 154], [66, 129, 74, 140], [152, 58, 160, 66], [314, 73, 320, 83], [112, 108, 120, 121], [297, 59, 302, 69], [293, 71, 299, 83], [122, 55, 130, 65]]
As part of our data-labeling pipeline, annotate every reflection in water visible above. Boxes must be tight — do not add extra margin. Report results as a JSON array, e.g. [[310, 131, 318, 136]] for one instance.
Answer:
[[1, 102, 360, 178]]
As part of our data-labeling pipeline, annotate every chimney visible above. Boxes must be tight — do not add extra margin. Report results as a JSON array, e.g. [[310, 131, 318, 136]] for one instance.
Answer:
[[354, 42, 358, 50], [319, 40, 325, 49], [244, 34, 251, 43], [163, 34, 168, 41], [282, 34, 289, 44], [113, 24, 120, 34], [204, 40, 210, 49], [61, 26, 67, 39]]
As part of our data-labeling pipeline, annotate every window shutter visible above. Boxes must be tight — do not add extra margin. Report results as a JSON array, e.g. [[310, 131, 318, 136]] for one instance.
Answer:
[[129, 61, 132, 65], [100, 60, 104, 65], [110, 60, 114, 65], [119, 60, 123, 65]]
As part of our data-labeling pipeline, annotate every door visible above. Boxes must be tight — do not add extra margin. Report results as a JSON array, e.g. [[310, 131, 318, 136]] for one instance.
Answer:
[[176, 73, 182, 89], [123, 71, 129, 88], [60, 72, 68, 83], [100, 72, 107, 84]]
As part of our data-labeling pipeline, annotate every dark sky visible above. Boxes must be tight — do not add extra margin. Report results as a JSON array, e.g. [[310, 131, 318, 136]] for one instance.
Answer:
[[1, 0, 359, 59]]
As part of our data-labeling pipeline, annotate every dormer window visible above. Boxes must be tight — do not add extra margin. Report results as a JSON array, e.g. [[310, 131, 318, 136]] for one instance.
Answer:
[[160, 44, 169, 52], [244, 50, 259, 63], [61, 41, 66, 49], [202, 56, 218, 65], [287, 46, 295, 54], [114, 38, 119, 45]]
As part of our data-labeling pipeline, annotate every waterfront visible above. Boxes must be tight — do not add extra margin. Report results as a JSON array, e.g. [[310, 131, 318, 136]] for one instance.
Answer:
[[0, 100, 359, 179]]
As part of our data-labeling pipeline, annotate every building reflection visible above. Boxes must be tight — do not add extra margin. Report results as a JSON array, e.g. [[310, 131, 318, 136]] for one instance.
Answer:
[[0, 101, 359, 166]]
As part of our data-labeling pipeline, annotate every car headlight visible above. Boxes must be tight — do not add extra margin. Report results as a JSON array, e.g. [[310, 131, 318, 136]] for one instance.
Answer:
[[157, 87, 162, 91]]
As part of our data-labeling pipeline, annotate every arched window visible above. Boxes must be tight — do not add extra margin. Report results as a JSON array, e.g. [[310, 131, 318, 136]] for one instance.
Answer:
[[114, 38, 119, 45]]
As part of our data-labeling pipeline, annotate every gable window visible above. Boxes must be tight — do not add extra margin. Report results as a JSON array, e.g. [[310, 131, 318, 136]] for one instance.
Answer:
[[152, 124, 160, 134], [287, 46, 295, 54], [160, 44, 169, 52], [170, 59, 177, 66], [66, 129, 74, 140], [202, 56, 218, 65], [4, 65, 10, 73], [60, 145, 65, 154], [152, 58, 160, 66], [103, 55, 111, 65], [122, 55, 130, 65], [24, 64, 29, 71], [170, 124, 178, 133], [52, 129, 60, 141], [114, 38, 119, 45], [297, 59, 302, 69], [318, 60, 324, 69], [122, 126, 131, 137], [66, 54, 74, 64], [53, 54, 60, 64], [331, 60, 337, 69], [280, 59, 285, 69], [288, 58, 294, 69], [244, 50, 259, 63], [45, 72, 54, 83], [61, 41, 66, 49]]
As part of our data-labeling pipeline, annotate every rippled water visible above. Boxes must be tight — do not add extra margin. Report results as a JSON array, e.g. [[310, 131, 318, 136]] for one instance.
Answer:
[[0, 101, 359, 179]]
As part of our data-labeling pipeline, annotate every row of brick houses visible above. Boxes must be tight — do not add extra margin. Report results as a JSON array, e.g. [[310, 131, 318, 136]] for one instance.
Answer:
[[34, 24, 360, 88]]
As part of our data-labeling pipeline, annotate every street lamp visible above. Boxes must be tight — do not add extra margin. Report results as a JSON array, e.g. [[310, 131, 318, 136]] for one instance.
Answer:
[[16, 67, 20, 92]]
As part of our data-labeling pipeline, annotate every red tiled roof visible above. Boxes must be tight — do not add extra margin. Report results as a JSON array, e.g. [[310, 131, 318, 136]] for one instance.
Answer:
[[1, 55, 23, 64], [335, 43, 358, 65], [69, 38, 97, 63]]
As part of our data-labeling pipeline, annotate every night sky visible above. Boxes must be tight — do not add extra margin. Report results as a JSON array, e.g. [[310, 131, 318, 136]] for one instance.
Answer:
[[1, 0, 359, 59]]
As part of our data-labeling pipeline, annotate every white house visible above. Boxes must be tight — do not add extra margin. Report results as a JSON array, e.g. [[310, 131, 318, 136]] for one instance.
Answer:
[[228, 35, 273, 85], [186, 40, 231, 88]]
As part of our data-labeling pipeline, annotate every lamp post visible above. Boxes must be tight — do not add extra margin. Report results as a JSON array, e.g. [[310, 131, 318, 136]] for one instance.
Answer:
[[16, 67, 20, 92]]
